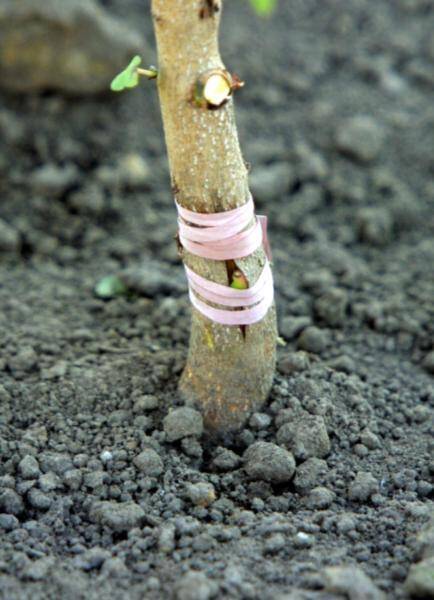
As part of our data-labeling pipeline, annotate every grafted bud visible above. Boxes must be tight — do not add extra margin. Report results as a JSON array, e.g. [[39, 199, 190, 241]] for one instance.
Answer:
[[230, 269, 249, 290]]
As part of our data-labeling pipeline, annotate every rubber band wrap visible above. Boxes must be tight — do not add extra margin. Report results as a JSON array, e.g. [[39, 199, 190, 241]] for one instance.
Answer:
[[175, 194, 274, 326]]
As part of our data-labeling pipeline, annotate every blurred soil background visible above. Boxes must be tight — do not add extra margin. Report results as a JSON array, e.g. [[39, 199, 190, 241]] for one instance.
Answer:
[[0, 0, 433, 598]]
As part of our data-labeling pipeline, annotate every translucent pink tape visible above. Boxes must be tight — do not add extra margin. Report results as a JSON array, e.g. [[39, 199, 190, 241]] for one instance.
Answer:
[[175, 194, 274, 326]]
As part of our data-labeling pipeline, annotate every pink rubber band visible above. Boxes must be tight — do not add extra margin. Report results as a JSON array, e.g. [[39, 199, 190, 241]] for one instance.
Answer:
[[175, 194, 274, 326]]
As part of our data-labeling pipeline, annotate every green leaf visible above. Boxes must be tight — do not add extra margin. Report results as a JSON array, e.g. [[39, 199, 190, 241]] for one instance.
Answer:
[[249, 0, 277, 16], [110, 55, 142, 92], [95, 275, 128, 299]]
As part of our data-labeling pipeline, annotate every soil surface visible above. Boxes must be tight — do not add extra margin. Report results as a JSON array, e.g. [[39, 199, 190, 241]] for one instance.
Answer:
[[0, 1, 433, 599]]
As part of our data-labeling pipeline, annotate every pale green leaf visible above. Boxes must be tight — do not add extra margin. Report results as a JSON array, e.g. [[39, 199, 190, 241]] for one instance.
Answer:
[[249, 0, 277, 16], [95, 275, 128, 299], [110, 55, 142, 92]]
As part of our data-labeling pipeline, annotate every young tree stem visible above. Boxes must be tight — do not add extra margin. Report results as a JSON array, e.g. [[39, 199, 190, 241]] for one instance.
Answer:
[[152, 0, 277, 435]]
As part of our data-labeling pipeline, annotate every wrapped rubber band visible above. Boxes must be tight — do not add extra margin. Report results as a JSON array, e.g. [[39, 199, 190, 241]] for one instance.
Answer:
[[175, 194, 274, 326]]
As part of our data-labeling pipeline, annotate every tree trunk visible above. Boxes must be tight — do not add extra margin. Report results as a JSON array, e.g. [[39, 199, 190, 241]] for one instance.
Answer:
[[152, 0, 277, 436]]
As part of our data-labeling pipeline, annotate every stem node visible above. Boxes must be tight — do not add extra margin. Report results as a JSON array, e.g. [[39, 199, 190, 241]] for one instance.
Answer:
[[194, 69, 243, 108]]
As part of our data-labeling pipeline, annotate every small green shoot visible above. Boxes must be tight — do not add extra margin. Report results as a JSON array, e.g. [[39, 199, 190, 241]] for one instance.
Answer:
[[95, 274, 128, 299], [249, 0, 277, 16], [110, 56, 158, 92], [230, 270, 249, 290], [111, 56, 141, 91]]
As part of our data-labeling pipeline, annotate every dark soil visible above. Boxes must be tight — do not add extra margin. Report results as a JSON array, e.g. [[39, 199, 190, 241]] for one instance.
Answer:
[[1, 1, 433, 599]]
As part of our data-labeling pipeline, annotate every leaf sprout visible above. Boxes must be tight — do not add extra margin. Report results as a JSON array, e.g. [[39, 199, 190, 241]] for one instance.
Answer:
[[95, 274, 129, 299], [110, 56, 158, 92], [230, 270, 249, 290], [249, 0, 277, 16]]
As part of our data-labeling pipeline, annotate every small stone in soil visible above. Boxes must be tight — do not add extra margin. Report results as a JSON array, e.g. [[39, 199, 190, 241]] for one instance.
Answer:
[[328, 354, 356, 374], [293, 531, 314, 548], [422, 351, 434, 375], [314, 288, 348, 327], [277, 414, 330, 460], [163, 407, 204, 442], [212, 448, 241, 471], [133, 395, 159, 412], [323, 565, 386, 599], [335, 115, 385, 163], [307, 486, 336, 509], [0, 489, 24, 516], [360, 429, 381, 450], [0, 514, 19, 531], [278, 351, 310, 375], [174, 570, 217, 600], [89, 501, 145, 532], [297, 326, 328, 354], [101, 557, 128, 577], [0, 218, 20, 253], [39, 472, 62, 492], [279, 316, 311, 341], [249, 161, 294, 203], [63, 469, 82, 491], [404, 557, 434, 598], [39, 452, 73, 476], [158, 523, 176, 554], [264, 533, 286, 554], [294, 458, 329, 494], [301, 269, 335, 295], [74, 547, 111, 571], [243, 442, 296, 484], [357, 207, 393, 246], [27, 489, 52, 510], [181, 437, 203, 458], [18, 455, 40, 479], [249, 412, 272, 430], [7, 346, 38, 374], [31, 163, 79, 197], [348, 471, 379, 502], [133, 448, 164, 477], [336, 513, 357, 535], [21, 556, 55, 581], [186, 483, 216, 507], [414, 517, 434, 560]]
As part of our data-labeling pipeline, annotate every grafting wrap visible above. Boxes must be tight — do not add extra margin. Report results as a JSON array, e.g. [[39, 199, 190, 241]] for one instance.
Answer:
[[175, 194, 274, 326]]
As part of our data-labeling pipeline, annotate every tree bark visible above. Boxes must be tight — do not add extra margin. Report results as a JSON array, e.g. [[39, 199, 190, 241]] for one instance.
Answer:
[[152, 0, 277, 436]]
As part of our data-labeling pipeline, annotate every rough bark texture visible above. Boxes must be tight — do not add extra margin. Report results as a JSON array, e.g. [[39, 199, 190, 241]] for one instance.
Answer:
[[152, 0, 277, 435]]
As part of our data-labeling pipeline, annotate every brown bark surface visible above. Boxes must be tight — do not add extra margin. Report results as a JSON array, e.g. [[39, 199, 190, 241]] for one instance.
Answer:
[[152, 0, 277, 435]]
